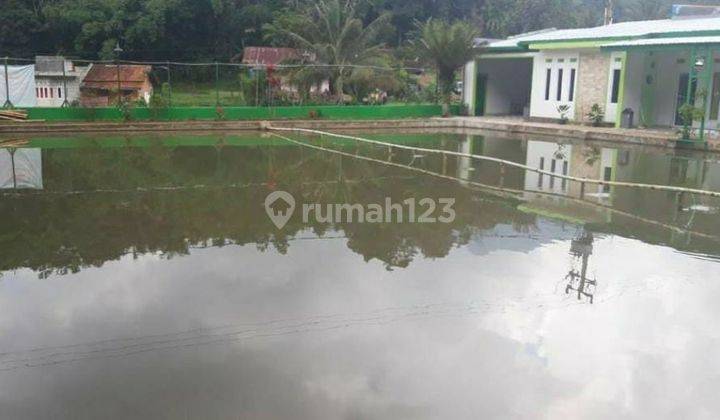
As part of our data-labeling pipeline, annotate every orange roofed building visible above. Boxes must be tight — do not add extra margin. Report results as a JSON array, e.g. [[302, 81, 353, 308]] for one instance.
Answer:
[[80, 64, 153, 107], [241, 47, 300, 68]]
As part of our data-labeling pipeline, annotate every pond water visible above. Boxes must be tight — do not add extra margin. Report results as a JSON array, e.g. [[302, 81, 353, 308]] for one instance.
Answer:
[[1, 131, 719, 419]]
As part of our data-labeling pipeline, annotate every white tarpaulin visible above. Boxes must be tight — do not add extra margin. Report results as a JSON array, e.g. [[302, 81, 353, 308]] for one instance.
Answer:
[[0, 65, 37, 107], [0, 148, 43, 189]]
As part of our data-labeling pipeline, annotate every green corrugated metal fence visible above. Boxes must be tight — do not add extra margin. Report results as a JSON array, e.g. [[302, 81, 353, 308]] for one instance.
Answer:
[[23, 105, 459, 122]]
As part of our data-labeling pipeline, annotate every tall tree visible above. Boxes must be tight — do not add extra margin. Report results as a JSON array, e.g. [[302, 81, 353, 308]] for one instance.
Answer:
[[264, 0, 392, 100], [415, 19, 477, 110], [0, 0, 50, 56]]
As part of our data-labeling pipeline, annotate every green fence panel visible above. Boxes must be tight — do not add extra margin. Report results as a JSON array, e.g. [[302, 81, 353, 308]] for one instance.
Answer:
[[24, 104, 459, 122]]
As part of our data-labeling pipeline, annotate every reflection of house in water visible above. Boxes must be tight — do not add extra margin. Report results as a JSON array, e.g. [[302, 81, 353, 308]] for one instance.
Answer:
[[457, 136, 474, 185], [524, 141, 571, 195], [613, 150, 720, 232], [0, 149, 43, 190], [565, 229, 596, 304], [524, 141, 616, 203], [456, 135, 527, 189]]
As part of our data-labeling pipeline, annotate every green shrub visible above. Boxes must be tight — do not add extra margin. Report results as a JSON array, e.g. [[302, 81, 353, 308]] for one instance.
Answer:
[[678, 103, 704, 140], [118, 100, 133, 122], [215, 106, 226, 121]]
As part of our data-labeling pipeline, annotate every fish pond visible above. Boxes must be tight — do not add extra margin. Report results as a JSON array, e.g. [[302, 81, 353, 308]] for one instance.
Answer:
[[1, 130, 719, 419]]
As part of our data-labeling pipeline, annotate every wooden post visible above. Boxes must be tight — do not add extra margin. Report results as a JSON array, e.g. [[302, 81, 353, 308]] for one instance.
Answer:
[[3, 56, 12, 108], [9, 148, 16, 188], [699, 46, 714, 143], [116, 59, 122, 106], [167, 60, 172, 107], [255, 68, 260, 107], [61, 57, 70, 107], [215, 61, 220, 106], [687, 47, 696, 107]]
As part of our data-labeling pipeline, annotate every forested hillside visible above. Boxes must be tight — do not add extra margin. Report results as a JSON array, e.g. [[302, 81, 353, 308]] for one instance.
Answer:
[[2, 0, 718, 60]]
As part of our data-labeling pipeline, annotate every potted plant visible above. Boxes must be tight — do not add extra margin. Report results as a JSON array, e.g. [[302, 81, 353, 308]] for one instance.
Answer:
[[557, 104, 571, 124], [678, 103, 704, 140], [587, 104, 605, 127]]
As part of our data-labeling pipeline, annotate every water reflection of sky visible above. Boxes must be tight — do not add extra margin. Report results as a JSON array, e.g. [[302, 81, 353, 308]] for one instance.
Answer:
[[1, 134, 720, 419], [1, 224, 718, 419]]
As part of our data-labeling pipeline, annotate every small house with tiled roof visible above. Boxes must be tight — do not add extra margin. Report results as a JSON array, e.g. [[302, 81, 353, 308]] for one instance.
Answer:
[[80, 64, 153, 107]]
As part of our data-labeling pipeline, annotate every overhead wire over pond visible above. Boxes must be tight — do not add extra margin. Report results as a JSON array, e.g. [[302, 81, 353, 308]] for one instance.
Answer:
[[266, 125, 720, 199]]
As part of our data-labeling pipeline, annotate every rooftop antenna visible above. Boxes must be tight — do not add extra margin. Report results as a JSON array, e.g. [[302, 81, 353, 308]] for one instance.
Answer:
[[604, 0, 615, 25]]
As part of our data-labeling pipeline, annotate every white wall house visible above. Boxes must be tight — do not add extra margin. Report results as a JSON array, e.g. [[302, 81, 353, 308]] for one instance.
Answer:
[[463, 13, 720, 139], [34, 56, 89, 107]]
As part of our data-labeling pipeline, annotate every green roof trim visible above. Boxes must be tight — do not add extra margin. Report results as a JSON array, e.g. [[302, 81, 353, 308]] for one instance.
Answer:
[[483, 46, 532, 53], [645, 29, 720, 39], [602, 36, 720, 51], [526, 39, 628, 50], [520, 36, 632, 49], [490, 29, 720, 52], [602, 43, 720, 52]]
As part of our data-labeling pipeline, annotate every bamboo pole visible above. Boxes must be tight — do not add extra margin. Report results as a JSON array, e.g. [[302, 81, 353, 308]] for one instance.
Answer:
[[267, 125, 720, 198], [267, 131, 720, 243]]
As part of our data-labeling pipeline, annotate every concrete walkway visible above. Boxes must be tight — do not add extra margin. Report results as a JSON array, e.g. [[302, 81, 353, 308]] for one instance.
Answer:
[[452, 116, 677, 145], [0, 115, 717, 152]]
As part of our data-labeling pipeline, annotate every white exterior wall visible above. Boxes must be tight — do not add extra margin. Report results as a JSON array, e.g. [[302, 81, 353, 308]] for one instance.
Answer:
[[462, 60, 476, 115], [654, 52, 686, 126], [66, 65, 90, 105], [530, 52, 580, 119], [635, 51, 720, 128], [35, 79, 66, 107], [622, 51, 645, 125], [605, 52, 625, 123], [35, 64, 89, 107]]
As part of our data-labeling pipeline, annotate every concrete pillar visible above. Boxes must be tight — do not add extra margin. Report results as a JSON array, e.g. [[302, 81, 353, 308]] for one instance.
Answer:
[[574, 52, 611, 123]]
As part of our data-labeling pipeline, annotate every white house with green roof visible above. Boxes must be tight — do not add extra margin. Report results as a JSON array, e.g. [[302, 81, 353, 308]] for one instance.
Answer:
[[462, 12, 720, 139]]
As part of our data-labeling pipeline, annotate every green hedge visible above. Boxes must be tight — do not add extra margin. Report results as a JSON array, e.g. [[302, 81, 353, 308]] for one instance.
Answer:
[[24, 104, 460, 122]]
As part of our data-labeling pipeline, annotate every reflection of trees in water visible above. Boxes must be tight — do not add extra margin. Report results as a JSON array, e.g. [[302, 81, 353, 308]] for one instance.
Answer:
[[0, 144, 537, 277]]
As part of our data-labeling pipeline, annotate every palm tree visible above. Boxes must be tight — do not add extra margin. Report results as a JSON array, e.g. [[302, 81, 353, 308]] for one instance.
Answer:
[[415, 19, 478, 112], [263, 0, 392, 102]]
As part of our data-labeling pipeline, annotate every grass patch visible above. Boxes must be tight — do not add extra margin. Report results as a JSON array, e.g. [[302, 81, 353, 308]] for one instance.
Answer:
[[168, 82, 248, 107]]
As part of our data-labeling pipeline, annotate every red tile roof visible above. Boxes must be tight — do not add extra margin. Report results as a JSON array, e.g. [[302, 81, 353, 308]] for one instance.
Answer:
[[82, 64, 151, 90], [242, 47, 299, 66]]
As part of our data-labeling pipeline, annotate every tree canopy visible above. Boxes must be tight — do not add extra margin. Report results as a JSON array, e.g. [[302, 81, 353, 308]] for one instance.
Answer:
[[415, 19, 478, 98], [4, 0, 720, 61], [263, 0, 393, 99]]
